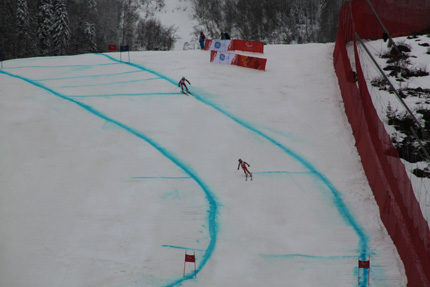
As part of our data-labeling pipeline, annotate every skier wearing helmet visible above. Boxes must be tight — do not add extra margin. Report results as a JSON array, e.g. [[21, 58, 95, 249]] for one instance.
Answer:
[[178, 77, 191, 93], [237, 158, 252, 180]]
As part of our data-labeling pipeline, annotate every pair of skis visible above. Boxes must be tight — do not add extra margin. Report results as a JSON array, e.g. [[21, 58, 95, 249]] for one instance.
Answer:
[[181, 90, 192, 96], [245, 173, 253, 181]]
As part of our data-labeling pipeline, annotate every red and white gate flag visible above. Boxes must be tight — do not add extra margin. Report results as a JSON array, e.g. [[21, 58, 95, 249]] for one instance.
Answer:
[[358, 260, 370, 269], [185, 254, 195, 263]]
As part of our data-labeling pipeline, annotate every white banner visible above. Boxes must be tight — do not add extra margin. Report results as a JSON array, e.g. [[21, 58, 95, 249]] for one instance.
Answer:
[[210, 51, 237, 64], [207, 40, 231, 52]]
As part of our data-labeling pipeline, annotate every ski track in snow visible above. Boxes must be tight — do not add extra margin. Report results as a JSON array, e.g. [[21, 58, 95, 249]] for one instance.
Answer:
[[0, 53, 372, 286]]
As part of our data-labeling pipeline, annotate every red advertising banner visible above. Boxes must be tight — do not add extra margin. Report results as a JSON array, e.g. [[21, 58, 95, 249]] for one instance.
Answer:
[[210, 50, 217, 62], [205, 39, 212, 51], [235, 54, 266, 70], [205, 39, 264, 53], [210, 51, 266, 71], [231, 40, 264, 54], [108, 45, 117, 52]]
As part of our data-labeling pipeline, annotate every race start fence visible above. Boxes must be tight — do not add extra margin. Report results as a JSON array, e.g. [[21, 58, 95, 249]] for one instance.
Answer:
[[333, 0, 430, 286]]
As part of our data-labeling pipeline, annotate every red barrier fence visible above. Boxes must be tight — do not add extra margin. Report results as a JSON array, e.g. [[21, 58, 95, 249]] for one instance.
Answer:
[[351, 0, 430, 39], [333, 0, 430, 286]]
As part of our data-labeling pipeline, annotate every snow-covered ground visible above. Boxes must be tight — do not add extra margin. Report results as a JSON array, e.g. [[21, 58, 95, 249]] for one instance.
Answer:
[[0, 44, 406, 286]]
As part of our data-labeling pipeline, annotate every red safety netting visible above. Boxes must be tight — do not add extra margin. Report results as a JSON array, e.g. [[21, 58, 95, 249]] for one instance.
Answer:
[[333, 0, 430, 286], [351, 0, 430, 39]]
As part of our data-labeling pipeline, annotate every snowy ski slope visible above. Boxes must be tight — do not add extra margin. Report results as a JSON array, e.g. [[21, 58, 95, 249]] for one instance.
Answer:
[[0, 44, 406, 286]]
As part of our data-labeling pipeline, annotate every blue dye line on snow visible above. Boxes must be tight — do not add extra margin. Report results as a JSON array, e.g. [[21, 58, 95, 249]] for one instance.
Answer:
[[0, 68, 219, 287], [3, 63, 117, 70], [226, 121, 370, 257], [68, 92, 180, 98], [60, 77, 160, 88], [162, 245, 205, 251], [260, 254, 357, 260], [254, 171, 316, 175], [97, 53, 371, 285], [34, 70, 143, 82], [97, 54, 179, 86], [2, 55, 371, 286], [130, 176, 191, 180], [190, 86, 371, 260]]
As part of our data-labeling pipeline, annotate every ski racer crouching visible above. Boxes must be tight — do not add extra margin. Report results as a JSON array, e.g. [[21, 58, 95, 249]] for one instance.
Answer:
[[178, 77, 191, 93]]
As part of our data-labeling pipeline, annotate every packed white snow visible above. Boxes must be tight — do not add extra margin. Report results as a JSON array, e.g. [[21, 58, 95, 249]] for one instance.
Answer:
[[0, 44, 406, 286]]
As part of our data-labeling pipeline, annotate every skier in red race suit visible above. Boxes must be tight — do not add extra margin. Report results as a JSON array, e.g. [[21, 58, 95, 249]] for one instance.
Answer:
[[178, 77, 191, 92], [237, 159, 252, 177]]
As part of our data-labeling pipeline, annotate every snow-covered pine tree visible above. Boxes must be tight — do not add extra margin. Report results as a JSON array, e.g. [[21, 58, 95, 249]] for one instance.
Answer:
[[120, 0, 140, 50], [84, 0, 98, 52], [38, 0, 54, 56], [84, 22, 97, 52], [68, 0, 97, 54], [52, 0, 70, 56], [16, 0, 31, 58]]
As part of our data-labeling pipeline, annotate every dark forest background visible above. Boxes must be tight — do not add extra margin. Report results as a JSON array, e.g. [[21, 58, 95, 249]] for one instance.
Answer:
[[0, 0, 346, 61]]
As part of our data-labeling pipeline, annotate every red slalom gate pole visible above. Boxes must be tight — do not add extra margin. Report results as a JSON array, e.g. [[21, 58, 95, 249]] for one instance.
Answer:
[[184, 251, 196, 278], [358, 256, 370, 286]]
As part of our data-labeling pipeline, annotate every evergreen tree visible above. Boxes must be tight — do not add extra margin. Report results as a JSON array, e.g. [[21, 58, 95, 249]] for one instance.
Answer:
[[67, 0, 97, 54], [83, 22, 97, 53], [52, 0, 70, 55], [120, 0, 140, 49], [80, 0, 97, 53], [1, 0, 18, 60], [318, 0, 345, 42], [38, 0, 54, 56], [96, 0, 123, 51], [85, 0, 97, 52], [16, 0, 32, 58]]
